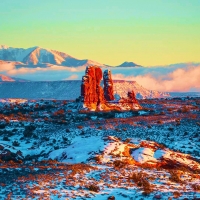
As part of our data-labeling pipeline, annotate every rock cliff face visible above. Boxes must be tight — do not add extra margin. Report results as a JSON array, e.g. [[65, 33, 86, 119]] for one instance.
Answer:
[[81, 66, 105, 110], [81, 66, 141, 111], [103, 69, 114, 101]]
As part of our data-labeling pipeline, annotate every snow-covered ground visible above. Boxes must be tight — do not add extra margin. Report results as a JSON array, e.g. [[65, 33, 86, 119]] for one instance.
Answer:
[[0, 97, 199, 199]]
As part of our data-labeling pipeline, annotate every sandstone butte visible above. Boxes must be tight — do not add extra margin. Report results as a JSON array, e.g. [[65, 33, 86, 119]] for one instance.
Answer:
[[81, 66, 142, 111]]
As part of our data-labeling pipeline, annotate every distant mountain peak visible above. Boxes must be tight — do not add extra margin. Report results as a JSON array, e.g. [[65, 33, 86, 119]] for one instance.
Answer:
[[117, 61, 141, 67], [0, 45, 141, 68]]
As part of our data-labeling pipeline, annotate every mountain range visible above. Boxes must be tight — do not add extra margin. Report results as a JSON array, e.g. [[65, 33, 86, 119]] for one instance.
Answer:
[[0, 45, 141, 68]]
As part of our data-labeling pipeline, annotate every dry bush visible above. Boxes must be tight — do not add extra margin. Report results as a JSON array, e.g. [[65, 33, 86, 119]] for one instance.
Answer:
[[87, 184, 100, 192], [113, 160, 127, 168], [169, 170, 182, 183], [157, 120, 163, 124], [128, 172, 153, 195], [173, 191, 181, 198], [77, 125, 83, 129], [12, 140, 20, 147], [192, 184, 200, 191]]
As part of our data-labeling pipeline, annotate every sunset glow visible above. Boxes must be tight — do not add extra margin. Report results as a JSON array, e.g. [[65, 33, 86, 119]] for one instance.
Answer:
[[0, 0, 200, 66]]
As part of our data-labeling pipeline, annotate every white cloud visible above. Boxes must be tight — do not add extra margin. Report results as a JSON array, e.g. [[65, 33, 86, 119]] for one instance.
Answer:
[[0, 63, 15, 72], [1, 62, 200, 92], [112, 65, 200, 92], [63, 74, 79, 80]]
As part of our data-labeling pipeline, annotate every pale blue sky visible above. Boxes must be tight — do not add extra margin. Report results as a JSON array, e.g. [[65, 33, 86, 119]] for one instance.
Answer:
[[0, 0, 200, 65]]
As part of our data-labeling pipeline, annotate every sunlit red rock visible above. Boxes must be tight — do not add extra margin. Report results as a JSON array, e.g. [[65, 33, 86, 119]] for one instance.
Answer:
[[103, 69, 114, 101], [81, 66, 141, 111], [81, 66, 105, 110]]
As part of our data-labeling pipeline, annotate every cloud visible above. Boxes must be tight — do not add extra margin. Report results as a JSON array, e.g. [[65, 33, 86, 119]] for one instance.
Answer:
[[112, 65, 200, 92], [7, 67, 45, 75], [4, 65, 86, 75], [63, 74, 79, 80], [0, 63, 15, 72], [1, 62, 200, 92]]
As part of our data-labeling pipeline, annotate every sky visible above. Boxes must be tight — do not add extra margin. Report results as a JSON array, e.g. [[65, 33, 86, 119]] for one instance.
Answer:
[[0, 0, 200, 66]]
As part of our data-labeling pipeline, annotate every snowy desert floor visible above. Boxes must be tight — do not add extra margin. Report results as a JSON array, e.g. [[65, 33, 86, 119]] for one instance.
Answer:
[[0, 97, 200, 199]]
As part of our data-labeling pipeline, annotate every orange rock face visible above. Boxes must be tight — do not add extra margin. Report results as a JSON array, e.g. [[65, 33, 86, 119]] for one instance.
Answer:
[[81, 66, 140, 111], [103, 69, 114, 101], [81, 66, 105, 108]]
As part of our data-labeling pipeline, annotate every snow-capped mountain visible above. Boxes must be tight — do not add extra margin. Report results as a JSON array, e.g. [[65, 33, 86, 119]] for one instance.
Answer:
[[115, 61, 141, 67], [0, 45, 140, 68]]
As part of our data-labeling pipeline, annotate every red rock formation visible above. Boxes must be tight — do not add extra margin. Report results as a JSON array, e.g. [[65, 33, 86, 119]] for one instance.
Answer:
[[127, 90, 138, 104], [81, 66, 105, 109], [103, 69, 114, 101], [81, 66, 141, 111]]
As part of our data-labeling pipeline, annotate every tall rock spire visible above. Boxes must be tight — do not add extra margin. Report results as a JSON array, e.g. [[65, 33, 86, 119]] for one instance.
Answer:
[[103, 69, 114, 101], [81, 66, 105, 110]]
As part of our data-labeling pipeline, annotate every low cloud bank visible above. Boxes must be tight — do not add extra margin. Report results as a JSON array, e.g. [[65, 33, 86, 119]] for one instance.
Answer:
[[0, 63, 200, 92], [112, 65, 200, 92]]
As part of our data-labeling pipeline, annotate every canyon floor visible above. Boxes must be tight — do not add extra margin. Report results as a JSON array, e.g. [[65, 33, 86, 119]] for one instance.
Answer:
[[0, 97, 200, 200]]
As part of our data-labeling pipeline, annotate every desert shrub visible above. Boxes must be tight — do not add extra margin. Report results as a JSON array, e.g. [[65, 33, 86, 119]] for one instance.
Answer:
[[125, 138, 131, 143], [52, 139, 56, 143], [113, 160, 126, 168], [12, 140, 20, 147], [62, 136, 70, 143], [169, 170, 182, 183], [0, 123, 6, 129], [77, 125, 83, 129], [23, 125, 36, 137], [167, 108, 173, 111], [41, 136, 49, 141], [80, 130, 85, 135], [87, 184, 100, 192], [53, 109, 65, 116], [157, 120, 163, 124], [66, 128, 70, 133], [128, 172, 153, 195], [192, 184, 200, 191], [3, 136, 10, 141], [33, 134, 38, 139], [108, 196, 115, 200], [173, 191, 181, 198], [12, 128, 17, 132], [181, 106, 190, 113]]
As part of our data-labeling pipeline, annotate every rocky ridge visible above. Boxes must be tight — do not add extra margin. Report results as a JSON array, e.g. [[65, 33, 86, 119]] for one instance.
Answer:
[[81, 66, 142, 111]]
